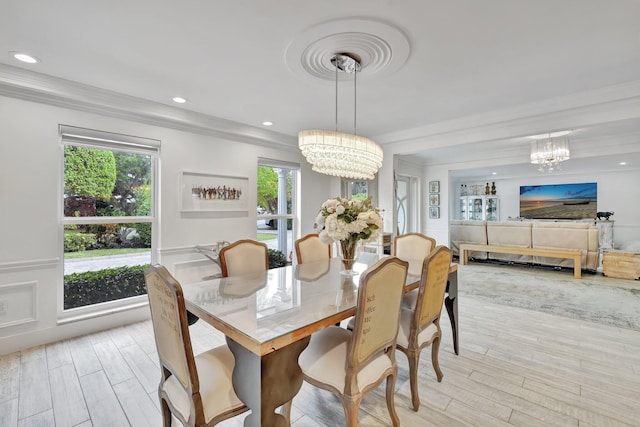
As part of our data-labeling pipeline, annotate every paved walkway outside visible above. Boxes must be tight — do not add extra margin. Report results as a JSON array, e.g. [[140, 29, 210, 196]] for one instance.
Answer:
[[64, 252, 152, 275]]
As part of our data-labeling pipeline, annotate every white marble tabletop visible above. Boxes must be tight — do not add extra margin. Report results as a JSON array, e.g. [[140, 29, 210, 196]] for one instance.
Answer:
[[182, 257, 420, 355]]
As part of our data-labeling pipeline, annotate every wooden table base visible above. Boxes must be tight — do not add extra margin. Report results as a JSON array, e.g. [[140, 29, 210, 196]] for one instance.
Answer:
[[227, 336, 311, 427]]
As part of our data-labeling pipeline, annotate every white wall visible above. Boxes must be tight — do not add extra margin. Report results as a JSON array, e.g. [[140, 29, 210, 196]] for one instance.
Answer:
[[0, 95, 332, 354]]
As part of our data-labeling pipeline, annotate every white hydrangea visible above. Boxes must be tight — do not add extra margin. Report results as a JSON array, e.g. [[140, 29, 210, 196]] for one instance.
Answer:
[[315, 196, 382, 244]]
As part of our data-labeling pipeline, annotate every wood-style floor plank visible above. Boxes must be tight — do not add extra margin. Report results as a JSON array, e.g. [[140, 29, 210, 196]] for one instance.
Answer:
[[66, 336, 102, 378], [118, 343, 160, 394], [112, 377, 162, 427], [49, 363, 90, 427], [92, 340, 134, 386], [18, 357, 51, 419], [17, 409, 55, 427], [44, 341, 73, 371], [0, 351, 20, 402], [79, 371, 130, 427], [0, 398, 18, 427]]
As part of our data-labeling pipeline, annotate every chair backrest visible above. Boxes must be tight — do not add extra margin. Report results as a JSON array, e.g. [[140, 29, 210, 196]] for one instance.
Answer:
[[394, 233, 436, 276], [348, 257, 408, 369], [295, 233, 331, 264], [144, 265, 199, 397], [413, 246, 452, 328], [219, 239, 269, 277]]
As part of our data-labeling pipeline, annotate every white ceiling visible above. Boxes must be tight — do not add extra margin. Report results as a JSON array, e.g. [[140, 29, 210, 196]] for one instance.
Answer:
[[2, 0, 640, 179]]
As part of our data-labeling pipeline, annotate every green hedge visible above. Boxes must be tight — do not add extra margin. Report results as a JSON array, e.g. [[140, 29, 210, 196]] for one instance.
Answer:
[[64, 231, 97, 252], [268, 249, 288, 269], [64, 265, 149, 309]]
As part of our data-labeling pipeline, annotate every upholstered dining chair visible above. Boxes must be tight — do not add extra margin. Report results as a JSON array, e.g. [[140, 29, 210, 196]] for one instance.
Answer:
[[394, 233, 437, 314], [396, 245, 452, 411], [294, 233, 331, 264], [394, 232, 436, 276], [298, 257, 409, 427], [144, 265, 248, 426], [218, 239, 268, 277]]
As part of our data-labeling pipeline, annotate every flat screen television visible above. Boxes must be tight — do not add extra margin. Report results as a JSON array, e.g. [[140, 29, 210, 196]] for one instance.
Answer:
[[519, 182, 597, 219]]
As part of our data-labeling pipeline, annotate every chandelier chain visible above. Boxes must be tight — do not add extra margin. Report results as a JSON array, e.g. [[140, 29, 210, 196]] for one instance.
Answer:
[[335, 57, 338, 132]]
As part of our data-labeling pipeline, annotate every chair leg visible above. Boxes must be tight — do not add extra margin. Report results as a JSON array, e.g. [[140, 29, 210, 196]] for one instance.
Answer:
[[341, 395, 362, 427], [279, 400, 293, 424], [385, 372, 400, 427], [160, 398, 172, 427], [432, 335, 444, 382], [406, 348, 421, 411]]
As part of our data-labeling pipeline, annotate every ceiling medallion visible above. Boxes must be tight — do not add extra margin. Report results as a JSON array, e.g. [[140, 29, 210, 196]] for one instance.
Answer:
[[285, 18, 411, 81]]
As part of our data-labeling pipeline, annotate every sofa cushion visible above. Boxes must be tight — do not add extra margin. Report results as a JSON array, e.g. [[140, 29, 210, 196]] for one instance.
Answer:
[[532, 222, 598, 270], [449, 220, 487, 259], [487, 222, 532, 263]]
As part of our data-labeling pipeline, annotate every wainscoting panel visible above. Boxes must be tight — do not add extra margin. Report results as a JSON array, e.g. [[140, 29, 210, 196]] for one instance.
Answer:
[[0, 281, 37, 328]]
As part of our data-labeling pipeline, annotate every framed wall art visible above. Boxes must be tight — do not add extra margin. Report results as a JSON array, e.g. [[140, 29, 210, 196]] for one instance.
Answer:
[[180, 171, 249, 213], [429, 193, 440, 206], [429, 206, 440, 219], [429, 180, 440, 193]]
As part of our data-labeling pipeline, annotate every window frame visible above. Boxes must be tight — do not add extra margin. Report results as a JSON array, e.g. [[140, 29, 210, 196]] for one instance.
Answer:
[[257, 158, 300, 259], [59, 125, 159, 321]]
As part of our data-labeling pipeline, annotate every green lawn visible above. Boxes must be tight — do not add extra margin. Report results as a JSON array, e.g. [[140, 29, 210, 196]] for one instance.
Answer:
[[64, 248, 150, 259], [257, 233, 277, 242]]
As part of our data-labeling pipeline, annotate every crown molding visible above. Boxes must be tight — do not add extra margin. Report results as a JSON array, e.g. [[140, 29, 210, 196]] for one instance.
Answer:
[[0, 64, 298, 150], [377, 79, 640, 153]]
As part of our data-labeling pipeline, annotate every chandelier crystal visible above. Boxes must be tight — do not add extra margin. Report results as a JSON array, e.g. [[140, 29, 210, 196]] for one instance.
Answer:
[[530, 135, 571, 173], [299, 53, 383, 180]]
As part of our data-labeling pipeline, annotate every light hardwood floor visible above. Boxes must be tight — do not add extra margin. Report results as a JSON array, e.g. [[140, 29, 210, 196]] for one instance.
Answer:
[[2, 279, 640, 426]]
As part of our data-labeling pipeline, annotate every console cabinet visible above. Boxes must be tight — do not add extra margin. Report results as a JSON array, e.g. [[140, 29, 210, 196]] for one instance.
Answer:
[[459, 196, 499, 221]]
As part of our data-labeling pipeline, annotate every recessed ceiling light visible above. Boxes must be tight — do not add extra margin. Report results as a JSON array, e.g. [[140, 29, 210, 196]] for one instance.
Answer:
[[619, 162, 627, 166], [11, 51, 39, 64], [492, 172, 497, 175], [172, 97, 186, 104], [527, 130, 572, 140], [262, 121, 273, 126]]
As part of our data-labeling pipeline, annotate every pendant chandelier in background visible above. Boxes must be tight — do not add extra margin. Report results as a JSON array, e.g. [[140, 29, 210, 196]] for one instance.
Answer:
[[530, 132, 571, 173], [298, 53, 383, 180]]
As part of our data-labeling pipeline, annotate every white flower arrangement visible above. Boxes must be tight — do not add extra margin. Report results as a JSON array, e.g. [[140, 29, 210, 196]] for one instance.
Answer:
[[314, 197, 383, 246]]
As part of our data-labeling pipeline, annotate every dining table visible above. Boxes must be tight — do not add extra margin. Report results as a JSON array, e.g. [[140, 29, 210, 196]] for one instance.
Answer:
[[182, 256, 458, 427]]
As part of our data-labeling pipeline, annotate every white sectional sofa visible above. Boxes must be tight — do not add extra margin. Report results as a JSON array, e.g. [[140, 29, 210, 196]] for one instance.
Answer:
[[450, 220, 599, 271]]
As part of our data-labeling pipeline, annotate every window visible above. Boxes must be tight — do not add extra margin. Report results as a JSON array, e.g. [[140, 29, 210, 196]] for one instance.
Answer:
[[256, 159, 299, 262], [60, 125, 158, 313]]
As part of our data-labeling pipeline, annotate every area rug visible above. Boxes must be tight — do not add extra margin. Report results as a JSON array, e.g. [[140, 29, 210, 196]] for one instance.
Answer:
[[457, 262, 640, 331]]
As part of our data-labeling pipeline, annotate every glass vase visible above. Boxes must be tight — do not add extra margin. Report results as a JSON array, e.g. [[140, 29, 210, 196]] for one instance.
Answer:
[[339, 238, 359, 276]]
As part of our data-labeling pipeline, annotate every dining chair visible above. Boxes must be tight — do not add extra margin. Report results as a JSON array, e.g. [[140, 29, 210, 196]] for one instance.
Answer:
[[396, 245, 452, 411], [144, 265, 248, 426], [394, 232, 436, 276], [294, 233, 331, 264], [347, 232, 436, 331], [218, 239, 268, 277], [298, 256, 409, 427]]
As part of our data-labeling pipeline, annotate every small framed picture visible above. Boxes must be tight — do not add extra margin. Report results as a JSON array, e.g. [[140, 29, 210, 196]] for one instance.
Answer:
[[429, 193, 440, 206], [429, 180, 440, 193], [429, 206, 440, 219]]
